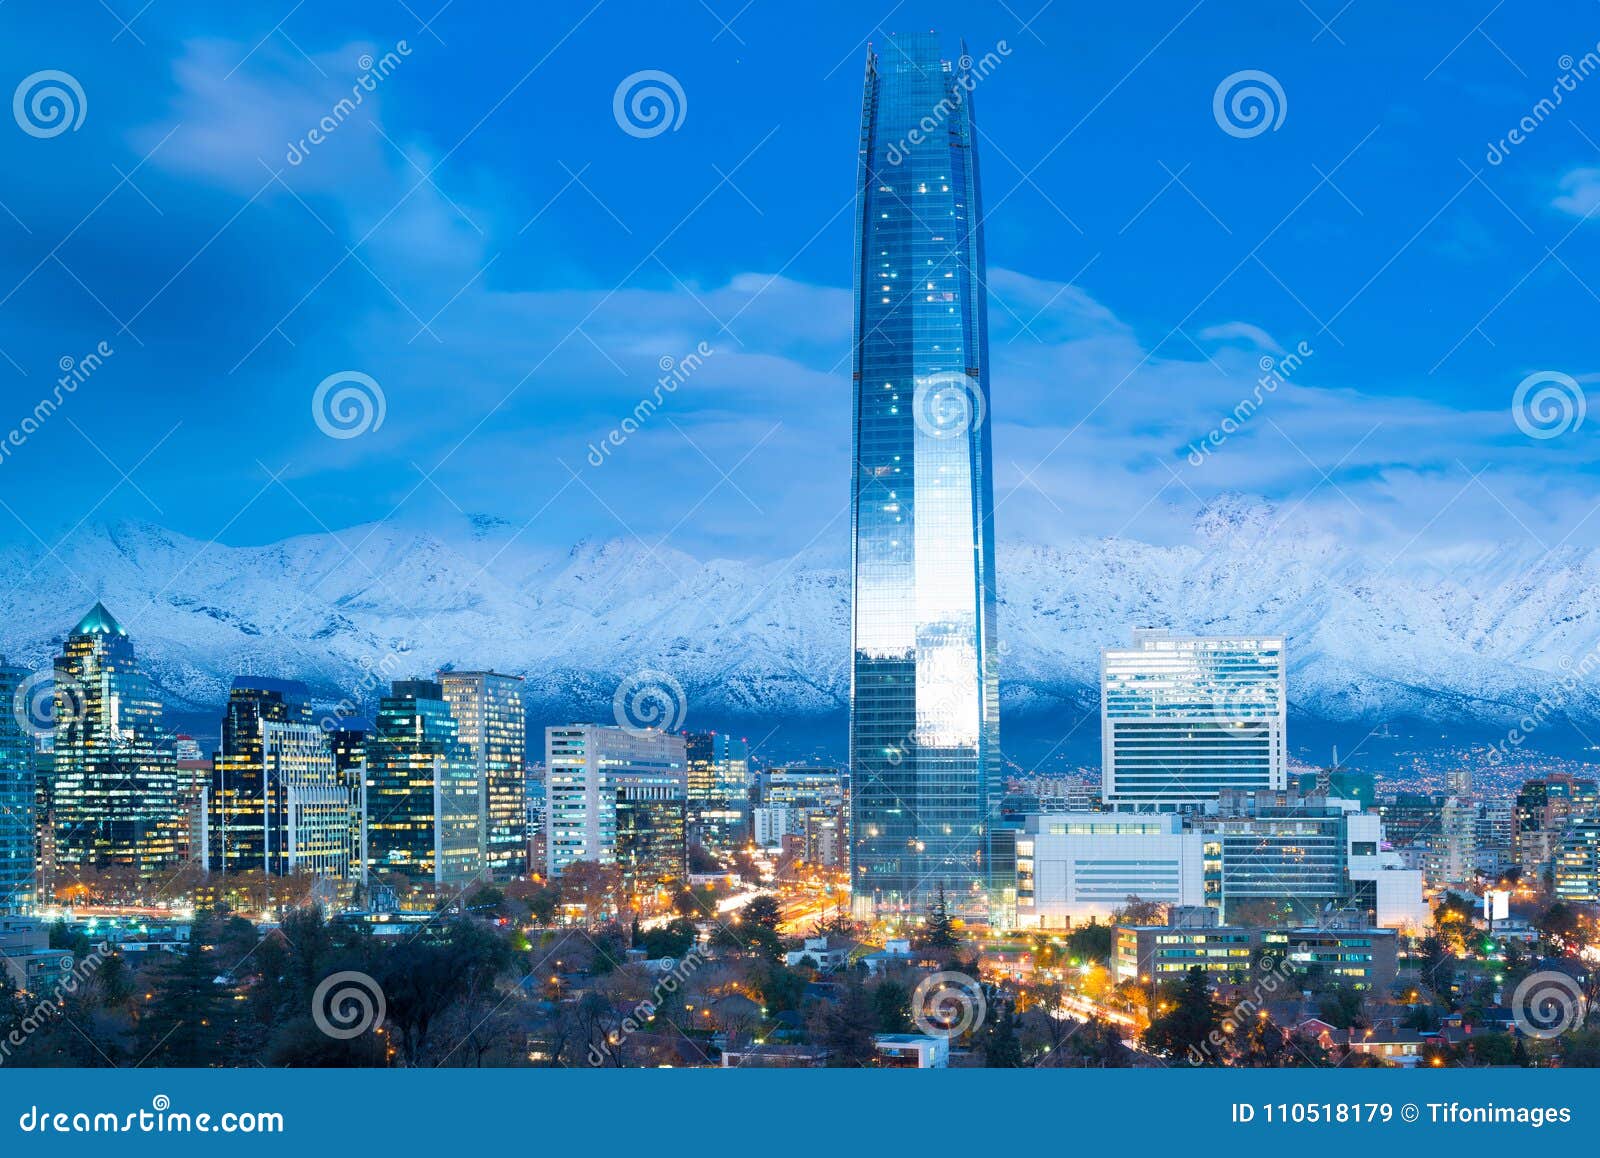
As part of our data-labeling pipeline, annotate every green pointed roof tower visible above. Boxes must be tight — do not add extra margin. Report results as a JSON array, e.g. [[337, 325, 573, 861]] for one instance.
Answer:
[[72, 601, 127, 637]]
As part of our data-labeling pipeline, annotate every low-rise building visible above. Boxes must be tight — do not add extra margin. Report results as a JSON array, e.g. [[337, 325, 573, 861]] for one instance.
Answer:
[[784, 936, 851, 972], [874, 1033, 949, 1068], [0, 917, 73, 991], [1115, 920, 1398, 990]]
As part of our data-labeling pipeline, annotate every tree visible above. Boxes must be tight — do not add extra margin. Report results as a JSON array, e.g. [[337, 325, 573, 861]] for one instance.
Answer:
[[556, 861, 623, 927], [1114, 895, 1167, 927], [810, 980, 878, 1066], [742, 894, 782, 932], [1064, 920, 1112, 965], [1142, 966, 1223, 1064], [135, 933, 236, 1066], [1418, 932, 1457, 1005], [871, 979, 913, 1033], [1536, 901, 1583, 951], [980, 1000, 1024, 1067], [636, 919, 696, 961], [921, 884, 959, 949]]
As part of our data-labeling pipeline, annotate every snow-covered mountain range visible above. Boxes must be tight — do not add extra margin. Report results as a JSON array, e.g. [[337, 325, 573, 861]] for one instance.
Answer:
[[2, 499, 1597, 753]]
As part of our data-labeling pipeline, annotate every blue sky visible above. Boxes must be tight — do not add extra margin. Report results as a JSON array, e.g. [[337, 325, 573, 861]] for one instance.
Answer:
[[0, 0, 1597, 563]]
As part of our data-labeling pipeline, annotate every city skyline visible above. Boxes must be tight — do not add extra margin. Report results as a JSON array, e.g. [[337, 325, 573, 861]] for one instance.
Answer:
[[4, 2, 1600, 1091]]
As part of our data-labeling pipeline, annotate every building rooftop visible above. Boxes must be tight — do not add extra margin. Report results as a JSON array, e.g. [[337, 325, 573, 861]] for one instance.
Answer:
[[72, 600, 126, 637]]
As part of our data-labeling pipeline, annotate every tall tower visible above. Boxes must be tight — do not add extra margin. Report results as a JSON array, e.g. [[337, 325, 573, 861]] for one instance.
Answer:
[[438, 670, 527, 878], [208, 677, 351, 880], [0, 658, 34, 913], [51, 603, 183, 880], [364, 679, 482, 887], [849, 32, 1003, 921]]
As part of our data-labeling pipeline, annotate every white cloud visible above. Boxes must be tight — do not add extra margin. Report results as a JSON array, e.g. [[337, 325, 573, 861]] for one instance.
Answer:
[[1553, 167, 1600, 218]]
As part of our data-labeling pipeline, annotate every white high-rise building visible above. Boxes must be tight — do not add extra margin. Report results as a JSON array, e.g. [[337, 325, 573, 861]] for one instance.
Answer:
[[1102, 630, 1286, 813], [544, 725, 686, 878]]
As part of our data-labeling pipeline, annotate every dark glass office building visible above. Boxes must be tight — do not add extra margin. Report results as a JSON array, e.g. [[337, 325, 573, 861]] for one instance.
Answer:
[[0, 658, 33, 914], [51, 603, 183, 879], [849, 32, 1004, 921]]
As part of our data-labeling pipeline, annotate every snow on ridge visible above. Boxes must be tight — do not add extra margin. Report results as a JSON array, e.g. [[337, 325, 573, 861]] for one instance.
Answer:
[[0, 511, 1596, 728]]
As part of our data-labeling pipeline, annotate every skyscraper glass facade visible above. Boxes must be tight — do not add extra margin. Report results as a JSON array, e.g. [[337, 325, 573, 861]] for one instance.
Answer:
[[439, 671, 527, 878], [849, 32, 1003, 919], [51, 603, 183, 879], [209, 677, 352, 879], [365, 680, 481, 886], [544, 725, 686, 881], [0, 659, 34, 914]]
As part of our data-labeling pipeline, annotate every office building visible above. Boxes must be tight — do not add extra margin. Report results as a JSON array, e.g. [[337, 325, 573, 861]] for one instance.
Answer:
[[1102, 631, 1286, 813], [615, 780, 687, 891], [51, 603, 183, 878], [207, 677, 352, 879], [364, 680, 482, 886], [1555, 819, 1600, 904], [1016, 813, 1205, 929], [1475, 798, 1515, 878], [439, 670, 527, 878], [685, 732, 750, 801], [0, 659, 34, 914], [327, 722, 368, 874], [544, 725, 686, 882], [1514, 775, 1598, 875], [1197, 798, 1348, 918], [1295, 769, 1374, 809], [849, 31, 1005, 921], [526, 771, 546, 877], [760, 766, 847, 865], [1115, 920, 1398, 991], [1343, 812, 1430, 931]]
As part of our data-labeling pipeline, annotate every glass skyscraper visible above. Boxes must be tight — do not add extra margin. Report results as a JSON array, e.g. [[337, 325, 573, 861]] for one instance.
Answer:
[[0, 658, 34, 914], [849, 32, 1004, 920], [208, 677, 352, 880], [439, 670, 527, 878], [51, 603, 184, 879], [364, 680, 482, 887]]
